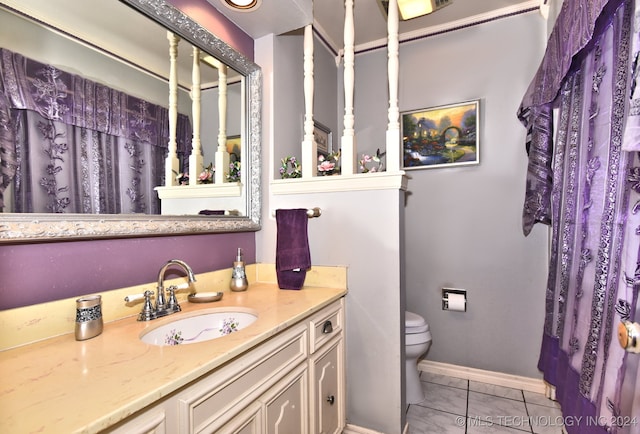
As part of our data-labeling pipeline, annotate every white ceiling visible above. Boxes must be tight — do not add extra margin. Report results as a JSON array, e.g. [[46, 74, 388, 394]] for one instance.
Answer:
[[3, 0, 542, 87], [208, 0, 541, 52]]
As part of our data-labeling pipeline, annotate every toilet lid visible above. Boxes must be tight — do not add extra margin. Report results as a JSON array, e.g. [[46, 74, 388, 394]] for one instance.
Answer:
[[405, 311, 427, 328]]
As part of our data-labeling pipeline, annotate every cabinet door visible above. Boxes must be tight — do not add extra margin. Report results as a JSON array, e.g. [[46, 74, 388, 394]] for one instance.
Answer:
[[310, 339, 344, 434], [264, 364, 308, 434], [216, 402, 262, 434]]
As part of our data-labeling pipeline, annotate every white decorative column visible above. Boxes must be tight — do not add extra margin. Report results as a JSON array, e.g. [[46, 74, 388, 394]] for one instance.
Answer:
[[215, 63, 230, 183], [165, 32, 180, 186], [302, 24, 318, 178], [189, 46, 204, 185], [386, 0, 401, 172], [340, 0, 356, 176]]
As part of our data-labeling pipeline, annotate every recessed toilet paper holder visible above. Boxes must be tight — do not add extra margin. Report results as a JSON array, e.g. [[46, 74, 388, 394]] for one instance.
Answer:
[[442, 288, 467, 312]]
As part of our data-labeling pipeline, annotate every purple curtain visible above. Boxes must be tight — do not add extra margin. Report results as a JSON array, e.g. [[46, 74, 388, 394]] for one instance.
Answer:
[[519, 1, 639, 433], [0, 48, 192, 213]]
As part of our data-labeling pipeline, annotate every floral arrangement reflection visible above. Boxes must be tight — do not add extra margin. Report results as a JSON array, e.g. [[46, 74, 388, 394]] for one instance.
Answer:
[[227, 161, 241, 182], [198, 163, 214, 184]]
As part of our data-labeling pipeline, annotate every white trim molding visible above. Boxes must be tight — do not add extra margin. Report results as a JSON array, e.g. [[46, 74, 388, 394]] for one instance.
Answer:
[[356, 0, 539, 53], [418, 360, 547, 394], [343, 424, 387, 434], [343, 422, 409, 434], [271, 171, 408, 195]]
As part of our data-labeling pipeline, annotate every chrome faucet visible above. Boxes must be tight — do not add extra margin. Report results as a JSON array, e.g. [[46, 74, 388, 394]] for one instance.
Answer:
[[155, 259, 196, 317], [125, 259, 196, 321]]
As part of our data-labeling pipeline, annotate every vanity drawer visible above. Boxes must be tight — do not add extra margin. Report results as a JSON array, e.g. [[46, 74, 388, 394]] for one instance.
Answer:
[[309, 299, 344, 354], [178, 323, 308, 433]]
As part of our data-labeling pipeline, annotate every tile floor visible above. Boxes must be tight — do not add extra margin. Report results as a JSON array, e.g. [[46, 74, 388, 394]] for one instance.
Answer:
[[407, 372, 565, 434]]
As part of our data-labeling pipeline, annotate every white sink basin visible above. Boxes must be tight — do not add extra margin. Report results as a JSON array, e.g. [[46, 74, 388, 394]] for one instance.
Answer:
[[140, 308, 258, 346]]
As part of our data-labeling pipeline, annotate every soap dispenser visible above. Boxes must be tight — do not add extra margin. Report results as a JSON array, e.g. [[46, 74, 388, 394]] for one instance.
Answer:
[[230, 247, 249, 292]]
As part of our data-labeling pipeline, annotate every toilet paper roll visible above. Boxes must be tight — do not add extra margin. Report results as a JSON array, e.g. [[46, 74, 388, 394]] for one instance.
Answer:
[[447, 293, 466, 312]]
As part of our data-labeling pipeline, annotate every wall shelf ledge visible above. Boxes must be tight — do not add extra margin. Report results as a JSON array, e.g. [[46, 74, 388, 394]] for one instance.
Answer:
[[270, 171, 408, 195], [155, 183, 243, 199]]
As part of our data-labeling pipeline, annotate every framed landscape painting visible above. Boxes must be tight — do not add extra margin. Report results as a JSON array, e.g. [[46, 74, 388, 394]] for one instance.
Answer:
[[226, 135, 241, 162], [313, 120, 332, 155], [401, 100, 479, 170]]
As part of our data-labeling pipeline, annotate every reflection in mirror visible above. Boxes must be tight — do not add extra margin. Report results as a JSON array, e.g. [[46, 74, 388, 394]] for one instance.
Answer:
[[0, 0, 262, 241], [0, 3, 242, 214]]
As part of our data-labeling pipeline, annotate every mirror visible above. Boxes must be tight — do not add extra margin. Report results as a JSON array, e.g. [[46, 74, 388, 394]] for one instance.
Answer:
[[0, 0, 262, 241]]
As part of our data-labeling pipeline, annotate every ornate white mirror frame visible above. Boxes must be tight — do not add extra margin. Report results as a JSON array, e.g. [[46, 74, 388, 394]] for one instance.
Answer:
[[0, 0, 262, 242]]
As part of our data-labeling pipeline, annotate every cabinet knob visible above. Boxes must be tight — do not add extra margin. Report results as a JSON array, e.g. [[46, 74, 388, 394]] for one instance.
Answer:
[[326, 395, 335, 405], [322, 320, 333, 334]]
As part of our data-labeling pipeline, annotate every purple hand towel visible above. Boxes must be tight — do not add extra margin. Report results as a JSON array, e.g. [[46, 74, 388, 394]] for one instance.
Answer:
[[276, 209, 311, 290]]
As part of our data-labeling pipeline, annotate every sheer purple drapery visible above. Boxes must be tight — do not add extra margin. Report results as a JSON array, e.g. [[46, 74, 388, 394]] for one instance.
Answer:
[[0, 48, 192, 213], [518, 0, 626, 235], [519, 1, 640, 433]]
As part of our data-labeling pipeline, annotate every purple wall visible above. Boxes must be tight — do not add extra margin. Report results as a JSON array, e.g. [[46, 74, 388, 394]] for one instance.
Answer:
[[0, 232, 256, 310], [167, 0, 254, 60]]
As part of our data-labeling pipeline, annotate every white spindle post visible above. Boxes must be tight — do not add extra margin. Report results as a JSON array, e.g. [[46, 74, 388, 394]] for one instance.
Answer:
[[386, 0, 401, 172], [341, 0, 356, 175], [165, 32, 180, 186], [215, 63, 230, 183], [189, 46, 204, 185], [302, 24, 317, 178]]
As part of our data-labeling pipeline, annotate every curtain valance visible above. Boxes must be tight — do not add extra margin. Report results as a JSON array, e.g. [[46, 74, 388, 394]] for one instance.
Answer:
[[0, 47, 193, 212], [516, 0, 626, 236], [0, 48, 191, 151]]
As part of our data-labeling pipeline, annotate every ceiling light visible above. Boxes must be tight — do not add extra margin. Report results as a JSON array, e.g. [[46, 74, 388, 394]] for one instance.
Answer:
[[397, 0, 433, 20], [222, 0, 261, 11], [387, 0, 452, 21]]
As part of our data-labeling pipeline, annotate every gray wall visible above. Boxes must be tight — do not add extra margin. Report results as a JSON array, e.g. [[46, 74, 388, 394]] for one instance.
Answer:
[[312, 36, 340, 154], [270, 31, 339, 178], [352, 11, 550, 378], [201, 82, 243, 165], [273, 33, 305, 178]]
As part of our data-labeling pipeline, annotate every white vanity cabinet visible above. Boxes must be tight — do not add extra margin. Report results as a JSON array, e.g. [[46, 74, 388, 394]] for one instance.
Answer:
[[105, 298, 345, 434], [216, 364, 308, 434], [308, 299, 345, 434], [310, 340, 343, 434]]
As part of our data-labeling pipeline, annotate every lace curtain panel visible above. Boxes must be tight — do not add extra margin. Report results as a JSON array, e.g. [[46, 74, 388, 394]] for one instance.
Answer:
[[0, 48, 192, 213], [519, 0, 639, 432]]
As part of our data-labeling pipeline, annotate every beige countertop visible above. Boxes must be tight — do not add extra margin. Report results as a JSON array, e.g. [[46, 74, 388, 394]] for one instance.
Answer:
[[0, 282, 346, 434]]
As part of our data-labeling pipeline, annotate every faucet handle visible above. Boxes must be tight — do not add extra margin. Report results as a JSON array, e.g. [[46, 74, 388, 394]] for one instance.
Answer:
[[165, 285, 181, 313], [124, 291, 150, 303], [165, 283, 191, 313], [125, 290, 156, 321]]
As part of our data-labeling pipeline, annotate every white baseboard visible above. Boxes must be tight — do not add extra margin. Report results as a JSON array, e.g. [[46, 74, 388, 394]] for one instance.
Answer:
[[343, 424, 386, 434], [343, 422, 409, 434], [418, 360, 546, 394]]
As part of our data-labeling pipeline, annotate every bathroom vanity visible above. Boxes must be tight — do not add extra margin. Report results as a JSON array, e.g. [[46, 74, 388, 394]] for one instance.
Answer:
[[109, 298, 345, 434], [0, 274, 346, 434]]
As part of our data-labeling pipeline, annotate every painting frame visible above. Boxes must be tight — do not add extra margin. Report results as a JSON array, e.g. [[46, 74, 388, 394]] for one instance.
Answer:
[[226, 135, 241, 163], [313, 120, 332, 155], [401, 99, 480, 170]]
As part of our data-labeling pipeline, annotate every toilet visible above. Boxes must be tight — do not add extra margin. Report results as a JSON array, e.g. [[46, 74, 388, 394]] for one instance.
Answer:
[[405, 311, 432, 404]]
